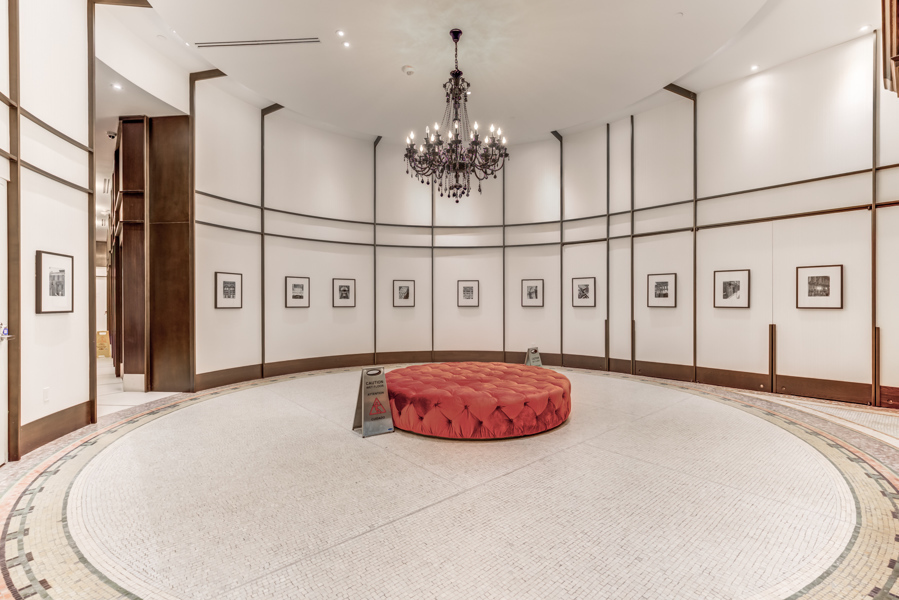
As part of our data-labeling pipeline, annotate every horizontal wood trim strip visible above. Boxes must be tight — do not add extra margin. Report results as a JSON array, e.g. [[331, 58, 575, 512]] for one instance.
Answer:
[[696, 367, 770, 392], [21, 108, 92, 153], [776, 374, 871, 405], [95, 0, 152, 6], [635, 360, 693, 382], [196, 190, 261, 209], [562, 354, 607, 370], [0, 148, 16, 162], [697, 203, 871, 231], [881, 386, 899, 409], [20, 401, 91, 457], [697, 168, 870, 202], [503, 352, 562, 366], [432, 351, 505, 363], [376, 351, 433, 364], [195, 364, 263, 391], [191, 69, 226, 83], [608, 358, 632, 374], [195, 220, 261, 236], [263, 353, 375, 377], [21, 161, 92, 195], [264, 205, 374, 226]]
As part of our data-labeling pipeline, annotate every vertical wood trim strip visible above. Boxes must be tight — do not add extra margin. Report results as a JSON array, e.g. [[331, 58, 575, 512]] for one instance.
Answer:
[[88, 1, 98, 417], [502, 166, 506, 358], [605, 123, 610, 366], [141, 116, 150, 391], [692, 91, 698, 383], [373, 136, 380, 363], [7, 0, 20, 461], [260, 104, 281, 377], [872, 30, 880, 406], [431, 174, 435, 361], [629, 115, 635, 374], [553, 131, 563, 359]]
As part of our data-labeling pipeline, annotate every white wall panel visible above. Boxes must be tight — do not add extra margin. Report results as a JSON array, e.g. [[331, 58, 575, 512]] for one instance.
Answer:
[[265, 110, 372, 221], [433, 248, 503, 352], [505, 246, 561, 354], [505, 222, 559, 246], [195, 82, 261, 205], [562, 241, 607, 357], [195, 225, 262, 374], [0, 0, 8, 98], [878, 206, 899, 387], [196, 195, 261, 232], [698, 173, 870, 227], [434, 177, 502, 227], [608, 213, 631, 238], [563, 217, 606, 243], [375, 247, 432, 354], [434, 227, 502, 248], [20, 0, 88, 144], [20, 171, 88, 425], [0, 99, 9, 155], [608, 238, 631, 360], [609, 117, 631, 214], [877, 167, 899, 204], [879, 69, 899, 167], [21, 118, 89, 189], [264, 237, 373, 363], [773, 211, 871, 383], [563, 125, 607, 220], [265, 210, 373, 245], [634, 232, 693, 366], [696, 223, 773, 374], [376, 142, 431, 226], [634, 204, 693, 235], [376, 225, 431, 247], [635, 97, 693, 208], [504, 139, 560, 225], [95, 6, 189, 114], [699, 36, 872, 198]]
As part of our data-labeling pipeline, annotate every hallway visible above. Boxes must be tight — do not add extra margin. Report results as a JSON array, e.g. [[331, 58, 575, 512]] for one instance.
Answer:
[[96, 357, 177, 418]]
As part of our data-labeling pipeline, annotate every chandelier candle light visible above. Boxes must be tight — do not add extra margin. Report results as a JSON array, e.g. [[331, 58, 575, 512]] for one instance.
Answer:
[[404, 29, 509, 202]]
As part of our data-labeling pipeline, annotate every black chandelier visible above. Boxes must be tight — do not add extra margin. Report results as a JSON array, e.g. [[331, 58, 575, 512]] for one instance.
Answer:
[[404, 28, 509, 202]]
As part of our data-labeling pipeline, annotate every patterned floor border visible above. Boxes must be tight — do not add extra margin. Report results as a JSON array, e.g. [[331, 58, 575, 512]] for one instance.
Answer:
[[0, 365, 896, 599]]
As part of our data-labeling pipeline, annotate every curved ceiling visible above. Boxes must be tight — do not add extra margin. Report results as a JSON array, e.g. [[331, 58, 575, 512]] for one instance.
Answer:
[[149, 0, 770, 143]]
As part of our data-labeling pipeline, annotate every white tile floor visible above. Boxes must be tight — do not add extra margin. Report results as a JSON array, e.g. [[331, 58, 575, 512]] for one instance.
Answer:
[[97, 356, 177, 417], [65, 369, 856, 600]]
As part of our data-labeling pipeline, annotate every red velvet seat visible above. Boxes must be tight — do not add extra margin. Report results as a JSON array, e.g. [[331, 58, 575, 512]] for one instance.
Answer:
[[386, 362, 572, 439]]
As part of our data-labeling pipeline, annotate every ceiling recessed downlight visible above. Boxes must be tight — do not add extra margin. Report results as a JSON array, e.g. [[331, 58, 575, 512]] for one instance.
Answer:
[[344, 41, 350, 47], [336, 30, 345, 37], [750, 65, 759, 71], [112, 83, 123, 90], [860, 25, 870, 32]]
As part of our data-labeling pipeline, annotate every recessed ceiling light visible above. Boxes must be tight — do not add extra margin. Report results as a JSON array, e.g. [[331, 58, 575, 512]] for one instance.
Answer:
[[860, 25, 870, 32], [112, 83, 122, 90], [336, 30, 345, 37], [750, 65, 759, 71], [467, 91, 471, 95], [344, 41, 350, 47]]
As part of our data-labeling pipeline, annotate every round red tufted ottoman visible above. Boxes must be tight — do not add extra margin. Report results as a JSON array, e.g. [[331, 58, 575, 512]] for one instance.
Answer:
[[385, 362, 572, 439]]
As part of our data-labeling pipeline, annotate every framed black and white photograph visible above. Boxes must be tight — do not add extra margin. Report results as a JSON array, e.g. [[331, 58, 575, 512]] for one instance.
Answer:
[[572, 277, 596, 308], [333, 278, 356, 308], [285, 276, 310, 308], [457, 280, 479, 307], [647, 273, 677, 308], [215, 272, 242, 309], [393, 280, 415, 307], [521, 279, 544, 307], [796, 265, 843, 309], [36, 251, 74, 314], [714, 270, 750, 309]]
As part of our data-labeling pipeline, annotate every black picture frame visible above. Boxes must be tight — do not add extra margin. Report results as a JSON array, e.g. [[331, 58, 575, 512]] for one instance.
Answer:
[[796, 265, 843, 309], [713, 270, 750, 309], [36, 250, 74, 314], [647, 273, 677, 308], [521, 279, 544, 307], [333, 278, 356, 308], [285, 276, 310, 308], [572, 277, 596, 308], [393, 280, 415, 307], [215, 272, 243, 309], [457, 280, 479, 307]]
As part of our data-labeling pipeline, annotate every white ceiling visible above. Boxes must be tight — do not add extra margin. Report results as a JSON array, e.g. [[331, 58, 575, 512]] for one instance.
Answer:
[[147, 0, 771, 143]]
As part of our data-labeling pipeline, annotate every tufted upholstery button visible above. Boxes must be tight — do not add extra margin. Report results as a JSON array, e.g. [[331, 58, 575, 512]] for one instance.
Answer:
[[386, 362, 572, 439]]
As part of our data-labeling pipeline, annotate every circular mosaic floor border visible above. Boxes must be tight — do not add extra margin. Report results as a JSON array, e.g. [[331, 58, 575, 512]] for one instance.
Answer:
[[0, 368, 896, 600]]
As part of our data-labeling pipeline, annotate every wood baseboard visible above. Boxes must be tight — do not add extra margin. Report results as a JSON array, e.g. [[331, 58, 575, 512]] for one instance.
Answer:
[[195, 364, 263, 391], [562, 354, 607, 370], [696, 367, 770, 393], [882, 386, 899, 409], [635, 361, 693, 382], [609, 358, 631, 374], [262, 353, 375, 378], [20, 401, 92, 457], [375, 351, 433, 365], [431, 351, 505, 363], [503, 352, 562, 366], [776, 374, 871, 405]]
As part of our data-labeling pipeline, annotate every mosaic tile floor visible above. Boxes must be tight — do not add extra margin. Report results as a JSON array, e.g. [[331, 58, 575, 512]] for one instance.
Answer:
[[0, 366, 898, 599]]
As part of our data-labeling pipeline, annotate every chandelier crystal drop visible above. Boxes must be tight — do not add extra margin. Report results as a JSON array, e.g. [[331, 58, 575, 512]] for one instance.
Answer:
[[404, 29, 509, 202]]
